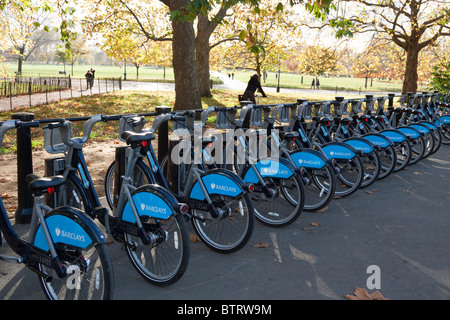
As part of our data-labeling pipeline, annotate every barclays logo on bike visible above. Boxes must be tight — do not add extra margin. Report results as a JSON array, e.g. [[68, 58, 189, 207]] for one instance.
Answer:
[[329, 151, 352, 157], [262, 167, 288, 176], [297, 159, 322, 166], [140, 203, 167, 214], [55, 227, 86, 243], [211, 182, 237, 193]]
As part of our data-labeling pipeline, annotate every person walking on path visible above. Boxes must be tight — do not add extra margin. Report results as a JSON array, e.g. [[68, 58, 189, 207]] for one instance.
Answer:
[[242, 73, 267, 104], [90, 68, 96, 88], [310, 78, 315, 90], [316, 78, 320, 90], [85, 70, 93, 89]]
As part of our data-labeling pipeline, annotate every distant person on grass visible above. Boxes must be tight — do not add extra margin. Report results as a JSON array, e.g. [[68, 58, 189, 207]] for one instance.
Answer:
[[242, 73, 267, 104], [316, 78, 320, 90], [311, 78, 315, 90]]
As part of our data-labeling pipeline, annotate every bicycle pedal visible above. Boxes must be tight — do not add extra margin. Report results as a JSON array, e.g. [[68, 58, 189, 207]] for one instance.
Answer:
[[0, 254, 23, 264]]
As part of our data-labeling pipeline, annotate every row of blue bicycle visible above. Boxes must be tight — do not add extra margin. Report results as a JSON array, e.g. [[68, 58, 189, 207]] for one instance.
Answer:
[[0, 90, 448, 299]]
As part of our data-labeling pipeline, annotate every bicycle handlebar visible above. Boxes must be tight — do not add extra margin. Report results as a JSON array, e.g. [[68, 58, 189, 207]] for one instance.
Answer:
[[0, 120, 40, 148]]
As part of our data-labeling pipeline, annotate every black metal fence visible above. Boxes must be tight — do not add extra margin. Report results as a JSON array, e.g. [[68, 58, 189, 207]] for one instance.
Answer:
[[0, 76, 122, 110], [0, 76, 71, 98]]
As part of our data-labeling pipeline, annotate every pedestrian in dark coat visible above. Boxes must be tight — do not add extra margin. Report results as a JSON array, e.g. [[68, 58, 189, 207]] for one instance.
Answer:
[[242, 74, 267, 104]]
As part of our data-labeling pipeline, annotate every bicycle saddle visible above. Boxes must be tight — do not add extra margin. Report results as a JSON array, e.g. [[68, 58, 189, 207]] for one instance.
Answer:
[[121, 131, 155, 145], [279, 131, 299, 139], [312, 116, 333, 124], [26, 174, 65, 193]]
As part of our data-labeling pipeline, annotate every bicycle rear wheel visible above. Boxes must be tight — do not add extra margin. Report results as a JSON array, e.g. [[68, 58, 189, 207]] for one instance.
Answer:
[[393, 140, 412, 172], [191, 192, 254, 254], [303, 166, 336, 211], [250, 174, 305, 227], [38, 242, 114, 300], [334, 156, 364, 197], [360, 151, 381, 188], [124, 213, 190, 286], [377, 145, 397, 180]]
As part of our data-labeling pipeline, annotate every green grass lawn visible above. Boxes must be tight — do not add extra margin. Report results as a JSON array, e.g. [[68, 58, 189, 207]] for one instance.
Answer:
[[2, 62, 175, 80], [3, 62, 430, 93], [232, 70, 429, 93]]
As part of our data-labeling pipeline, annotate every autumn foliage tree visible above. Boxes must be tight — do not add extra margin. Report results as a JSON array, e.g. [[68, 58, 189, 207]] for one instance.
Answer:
[[297, 45, 337, 76], [324, 0, 450, 94]]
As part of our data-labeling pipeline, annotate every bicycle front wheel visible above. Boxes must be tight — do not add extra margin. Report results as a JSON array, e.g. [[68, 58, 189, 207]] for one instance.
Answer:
[[192, 193, 254, 254], [104, 160, 154, 210]]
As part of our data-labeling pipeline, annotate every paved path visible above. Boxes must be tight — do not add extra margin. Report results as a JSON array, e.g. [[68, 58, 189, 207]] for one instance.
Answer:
[[0, 72, 391, 112], [0, 144, 449, 301]]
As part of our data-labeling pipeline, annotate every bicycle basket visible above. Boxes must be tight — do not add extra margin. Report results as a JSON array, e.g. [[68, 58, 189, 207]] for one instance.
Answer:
[[44, 122, 73, 154], [118, 115, 146, 141]]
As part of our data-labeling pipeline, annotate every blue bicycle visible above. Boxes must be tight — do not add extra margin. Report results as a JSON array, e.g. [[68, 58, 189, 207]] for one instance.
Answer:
[[0, 119, 114, 299], [104, 112, 255, 252], [44, 115, 190, 286]]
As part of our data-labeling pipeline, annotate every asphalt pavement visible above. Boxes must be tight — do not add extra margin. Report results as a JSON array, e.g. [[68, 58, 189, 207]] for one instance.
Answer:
[[0, 143, 449, 302]]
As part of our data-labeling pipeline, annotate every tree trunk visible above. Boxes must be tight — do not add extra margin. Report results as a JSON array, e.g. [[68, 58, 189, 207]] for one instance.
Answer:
[[166, 0, 201, 110], [195, 20, 212, 98], [402, 42, 420, 94], [17, 46, 25, 74]]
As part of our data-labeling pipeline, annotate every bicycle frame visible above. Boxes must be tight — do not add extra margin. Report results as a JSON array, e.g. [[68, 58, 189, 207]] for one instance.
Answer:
[[48, 115, 182, 248], [0, 120, 104, 281]]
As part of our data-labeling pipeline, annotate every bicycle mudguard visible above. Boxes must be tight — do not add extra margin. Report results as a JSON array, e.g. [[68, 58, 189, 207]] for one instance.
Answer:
[[320, 141, 358, 160], [343, 137, 375, 154], [122, 184, 178, 222], [417, 121, 438, 131], [362, 133, 393, 149], [438, 115, 450, 124], [243, 157, 297, 184], [33, 207, 106, 251], [379, 129, 407, 143], [407, 124, 430, 135], [288, 149, 328, 170], [396, 126, 422, 139], [189, 169, 244, 201]]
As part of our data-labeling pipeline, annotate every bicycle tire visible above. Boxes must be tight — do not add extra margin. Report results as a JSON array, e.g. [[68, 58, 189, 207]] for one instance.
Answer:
[[303, 165, 336, 212], [104, 160, 154, 210], [250, 173, 305, 227], [122, 186, 190, 286], [359, 150, 381, 188], [191, 191, 254, 253], [334, 155, 364, 197], [392, 139, 412, 172], [377, 144, 397, 180], [31, 209, 114, 300], [161, 152, 255, 252], [55, 173, 91, 214], [281, 139, 336, 212]]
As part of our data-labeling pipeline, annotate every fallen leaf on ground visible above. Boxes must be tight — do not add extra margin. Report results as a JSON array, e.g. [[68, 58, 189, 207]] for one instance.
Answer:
[[344, 286, 389, 300], [252, 242, 270, 248], [309, 222, 320, 227], [314, 206, 328, 213], [189, 233, 201, 243]]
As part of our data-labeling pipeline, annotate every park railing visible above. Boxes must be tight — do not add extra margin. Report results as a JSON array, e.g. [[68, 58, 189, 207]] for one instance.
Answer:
[[0, 76, 122, 110], [1, 90, 448, 224]]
